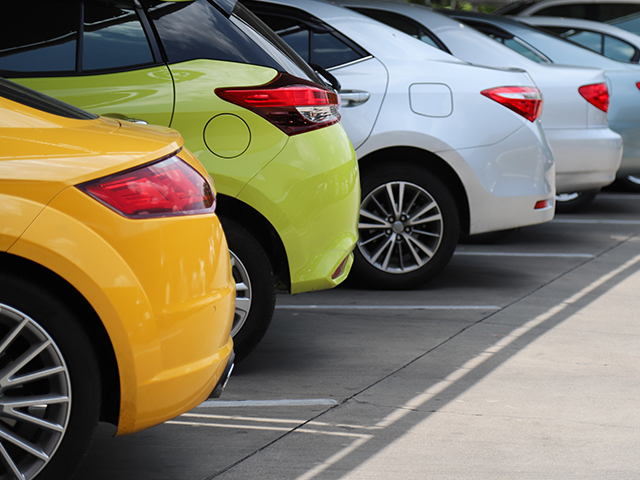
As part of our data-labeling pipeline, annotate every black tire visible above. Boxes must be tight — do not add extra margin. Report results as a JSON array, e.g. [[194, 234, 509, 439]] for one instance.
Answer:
[[352, 164, 460, 290], [221, 219, 276, 362], [0, 274, 101, 480], [614, 175, 640, 192], [555, 190, 599, 213]]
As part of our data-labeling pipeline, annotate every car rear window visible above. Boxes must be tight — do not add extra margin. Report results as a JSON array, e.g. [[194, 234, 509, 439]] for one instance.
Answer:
[[144, 0, 282, 69], [0, 77, 98, 120]]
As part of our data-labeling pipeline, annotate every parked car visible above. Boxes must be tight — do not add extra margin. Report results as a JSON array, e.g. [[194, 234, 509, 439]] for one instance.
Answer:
[[0, 0, 361, 360], [0, 78, 235, 480], [608, 11, 640, 35], [518, 15, 640, 62], [493, 0, 640, 23], [334, 0, 623, 212], [448, 11, 640, 195], [243, 0, 555, 289]]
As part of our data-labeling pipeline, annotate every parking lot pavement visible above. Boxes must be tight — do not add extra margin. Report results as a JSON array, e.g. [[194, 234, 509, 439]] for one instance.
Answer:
[[76, 191, 640, 480]]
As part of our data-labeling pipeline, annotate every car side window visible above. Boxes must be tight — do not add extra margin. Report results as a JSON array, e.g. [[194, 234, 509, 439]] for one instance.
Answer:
[[0, 0, 78, 74], [251, 12, 364, 69], [599, 4, 640, 21], [464, 21, 550, 63], [83, 3, 154, 71], [350, 8, 446, 52], [603, 34, 638, 61], [535, 4, 593, 19], [557, 28, 604, 52]]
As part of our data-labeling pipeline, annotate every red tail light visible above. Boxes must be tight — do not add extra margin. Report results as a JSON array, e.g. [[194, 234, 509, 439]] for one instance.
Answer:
[[481, 86, 543, 122], [78, 154, 216, 218], [579, 83, 609, 112], [216, 73, 340, 135]]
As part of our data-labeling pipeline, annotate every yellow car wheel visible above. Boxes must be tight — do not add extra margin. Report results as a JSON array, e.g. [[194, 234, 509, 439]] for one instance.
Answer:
[[0, 274, 101, 480]]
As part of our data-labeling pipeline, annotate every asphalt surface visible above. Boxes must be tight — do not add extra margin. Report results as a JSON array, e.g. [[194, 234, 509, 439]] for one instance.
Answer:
[[76, 190, 640, 480]]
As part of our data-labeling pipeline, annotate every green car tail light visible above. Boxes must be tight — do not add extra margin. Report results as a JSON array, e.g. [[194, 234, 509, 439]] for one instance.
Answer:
[[216, 73, 341, 135]]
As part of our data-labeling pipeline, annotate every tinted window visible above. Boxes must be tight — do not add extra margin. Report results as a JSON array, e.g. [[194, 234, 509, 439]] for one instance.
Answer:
[[352, 8, 444, 51], [462, 21, 550, 63], [558, 28, 605, 52], [603, 34, 637, 61], [535, 4, 593, 19], [0, 0, 77, 74], [0, 77, 98, 119], [144, 0, 280, 69], [609, 12, 640, 35], [232, 2, 319, 81], [493, 36, 550, 62], [535, 3, 640, 21], [254, 12, 364, 69], [83, 3, 154, 71], [599, 3, 640, 21]]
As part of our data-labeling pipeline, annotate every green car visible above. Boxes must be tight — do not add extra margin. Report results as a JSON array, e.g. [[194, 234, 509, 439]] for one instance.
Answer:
[[3, 0, 360, 361]]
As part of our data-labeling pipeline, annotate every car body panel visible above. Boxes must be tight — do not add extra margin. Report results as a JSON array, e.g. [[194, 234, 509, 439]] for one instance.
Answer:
[[250, 0, 555, 236], [450, 11, 640, 179], [238, 122, 360, 293], [12, 58, 358, 295], [518, 16, 640, 62], [337, 0, 622, 194], [494, 0, 640, 23], [15, 66, 175, 127], [332, 57, 388, 149], [0, 97, 235, 436]]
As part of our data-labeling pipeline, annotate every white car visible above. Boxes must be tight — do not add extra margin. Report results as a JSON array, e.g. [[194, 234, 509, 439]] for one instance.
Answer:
[[243, 0, 555, 289], [334, 0, 623, 211], [450, 11, 640, 194], [518, 15, 640, 63], [494, 0, 640, 24]]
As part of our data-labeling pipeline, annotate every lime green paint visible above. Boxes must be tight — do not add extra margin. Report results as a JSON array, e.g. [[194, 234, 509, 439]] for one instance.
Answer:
[[238, 123, 360, 293], [167, 60, 288, 197], [16, 66, 174, 128], [204, 114, 251, 158]]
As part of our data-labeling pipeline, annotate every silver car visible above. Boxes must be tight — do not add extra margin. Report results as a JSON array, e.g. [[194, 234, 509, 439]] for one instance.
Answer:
[[518, 16, 640, 63], [449, 11, 640, 196], [335, 0, 623, 212], [244, 0, 555, 289]]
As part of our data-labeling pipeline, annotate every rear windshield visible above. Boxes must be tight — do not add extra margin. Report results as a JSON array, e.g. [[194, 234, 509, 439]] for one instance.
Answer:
[[144, 0, 284, 69], [0, 77, 98, 120]]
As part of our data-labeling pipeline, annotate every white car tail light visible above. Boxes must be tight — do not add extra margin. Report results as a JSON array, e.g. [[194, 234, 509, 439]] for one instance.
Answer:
[[579, 83, 609, 113], [78, 154, 216, 218], [481, 86, 543, 122], [216, 73, 340, 135]]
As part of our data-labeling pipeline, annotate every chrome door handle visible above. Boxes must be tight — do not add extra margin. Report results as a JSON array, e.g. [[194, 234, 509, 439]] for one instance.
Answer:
[[340, 90, 371, 107]]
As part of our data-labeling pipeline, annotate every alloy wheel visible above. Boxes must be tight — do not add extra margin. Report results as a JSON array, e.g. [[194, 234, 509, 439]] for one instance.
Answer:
[[229, 251, 252, 338], [0, 304, 71, 480], [358, 181, 444, 274]]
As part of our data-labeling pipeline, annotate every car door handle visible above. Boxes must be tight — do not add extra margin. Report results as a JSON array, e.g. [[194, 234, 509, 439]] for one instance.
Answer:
[[340, 90, 370, 107]]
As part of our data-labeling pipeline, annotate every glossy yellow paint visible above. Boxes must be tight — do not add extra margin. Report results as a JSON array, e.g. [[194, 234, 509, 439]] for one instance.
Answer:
[[1, 96, 235, 435]]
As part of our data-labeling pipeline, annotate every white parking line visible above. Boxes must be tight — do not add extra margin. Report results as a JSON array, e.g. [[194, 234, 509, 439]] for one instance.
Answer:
[[198, 398, 338, 408], [275, 305, 501, 310], [455, 252, 595, 258], [553, 219, 640, 225]]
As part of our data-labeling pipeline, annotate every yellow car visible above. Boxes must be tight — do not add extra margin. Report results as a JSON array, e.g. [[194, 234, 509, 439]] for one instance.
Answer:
[[0, 79, 235, 480]]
